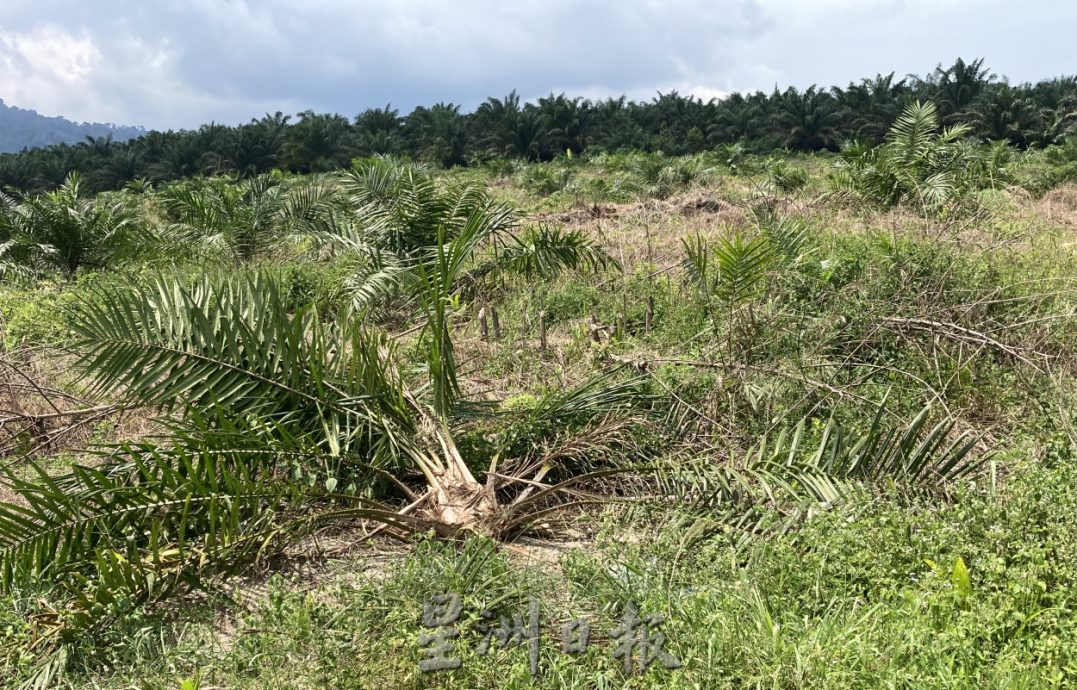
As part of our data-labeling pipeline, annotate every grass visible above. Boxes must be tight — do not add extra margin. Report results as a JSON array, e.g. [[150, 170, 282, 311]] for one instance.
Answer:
[[16, 451, 1076, 689]]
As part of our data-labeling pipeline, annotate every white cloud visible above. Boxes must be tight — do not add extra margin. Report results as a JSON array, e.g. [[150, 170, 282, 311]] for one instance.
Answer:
[[0, 23, 298, 128], [0, 26, 106, 120], [0, 26, 99, 83]]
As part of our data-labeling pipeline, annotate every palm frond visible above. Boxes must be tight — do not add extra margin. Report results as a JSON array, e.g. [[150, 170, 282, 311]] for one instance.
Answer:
[[829, 100, 1004, 216], [495, 224, 617, 279], [67, 269, 416, 456], [680, 232, 711, 297], [712, 233, 776, 307]]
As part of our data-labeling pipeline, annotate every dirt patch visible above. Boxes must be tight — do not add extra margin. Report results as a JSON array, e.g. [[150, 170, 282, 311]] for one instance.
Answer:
[[532, 204, 619, 226], [679, 196, 735, 217]]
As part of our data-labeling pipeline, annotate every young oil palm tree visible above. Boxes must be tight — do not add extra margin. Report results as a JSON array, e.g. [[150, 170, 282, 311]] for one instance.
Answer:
[[156, 173, 341, 263], [0, 172, 140, 279], [0, 162, 630, 634], [0, 256, 654, 679], [829, 101, 1005, 215], [338, 157, 614, 312]]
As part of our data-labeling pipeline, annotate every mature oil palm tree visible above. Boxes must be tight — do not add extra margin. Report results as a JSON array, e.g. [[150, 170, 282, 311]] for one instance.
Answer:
[[967, 85, 1042, 147], [708, 92, 766, 145], [228, 119, 287, 176], [772, 86, 842, 150], [355, 105, 403, 156], [405, 103, 470, 167], [915, 57, 995, 122], [472, 92, 523, 157], [283, 111, 352, 173], [833, 73, 910, 143], [536, 93, 589, 156]]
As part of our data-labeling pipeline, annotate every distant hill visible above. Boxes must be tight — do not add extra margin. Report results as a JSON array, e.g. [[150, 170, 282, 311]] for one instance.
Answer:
[[0, 99, 143, 153]]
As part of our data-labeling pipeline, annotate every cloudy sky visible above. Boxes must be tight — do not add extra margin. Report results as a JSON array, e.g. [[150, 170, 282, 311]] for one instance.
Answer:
[[0, 0, 1072, 130]]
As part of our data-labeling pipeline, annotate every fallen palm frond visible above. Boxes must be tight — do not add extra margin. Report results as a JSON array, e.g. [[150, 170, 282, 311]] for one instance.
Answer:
[[647, 396, 986, 550], [0, 436, 429, 661]]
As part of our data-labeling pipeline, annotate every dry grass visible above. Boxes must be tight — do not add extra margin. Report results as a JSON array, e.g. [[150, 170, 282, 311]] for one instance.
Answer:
[[0, 348, 159, 472], [1036, 184, 1077, 230]]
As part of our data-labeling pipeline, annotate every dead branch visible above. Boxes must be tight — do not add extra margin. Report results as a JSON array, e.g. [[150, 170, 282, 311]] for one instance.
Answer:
[[877, 316, 1049, 372]]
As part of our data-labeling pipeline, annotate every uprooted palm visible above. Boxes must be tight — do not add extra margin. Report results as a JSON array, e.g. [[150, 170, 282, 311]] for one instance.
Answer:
[[0, 163, 991, 678], [0, 267, 654, 663], [0, 165, 635, 626]]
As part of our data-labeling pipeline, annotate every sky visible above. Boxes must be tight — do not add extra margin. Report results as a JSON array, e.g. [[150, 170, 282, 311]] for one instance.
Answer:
[[0, 0, 1073, 131]]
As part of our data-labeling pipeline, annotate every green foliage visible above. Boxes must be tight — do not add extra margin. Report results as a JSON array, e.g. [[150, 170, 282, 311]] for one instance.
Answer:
[[681, 230, 776, 343], [0, 105, 1075, 689], [617, 152, 711, 199], [68, 269, 415, 446], [497, 225, 616, 279], [0, 286, 75, 348], [521, 164, 574, 197], [657, 395, 987, 528], [342, 157, 494, 255], [757, 212, 812, 265], [0, 173, 141, 279], [764, 158, 810, 192], [156, 172, 341, 263], [338, 159, 614, 316], [714, 142, 758, 174], [1023, 137, 1077, 194], [0, 58, 1073, 194], [33, 456, 1077, 688], [760, 397, 984, 492], [830, 101, 1012, 215]]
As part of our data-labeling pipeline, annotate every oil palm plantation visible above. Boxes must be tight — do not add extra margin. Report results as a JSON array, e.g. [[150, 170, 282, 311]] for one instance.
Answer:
[[772, 86, 842, 151], [918, 57, 995, 122], [0, 162, 637, 659], [968, 84, 1043, 148], [0, 160, 990, 686], [833, 73, 910, 143]]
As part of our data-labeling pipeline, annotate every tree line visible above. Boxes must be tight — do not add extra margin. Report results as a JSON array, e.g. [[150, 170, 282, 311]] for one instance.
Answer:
[[1, 58, 1074, 194]]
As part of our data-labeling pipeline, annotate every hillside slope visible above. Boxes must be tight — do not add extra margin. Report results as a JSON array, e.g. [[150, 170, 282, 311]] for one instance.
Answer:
[[0, 99, 143, 153]]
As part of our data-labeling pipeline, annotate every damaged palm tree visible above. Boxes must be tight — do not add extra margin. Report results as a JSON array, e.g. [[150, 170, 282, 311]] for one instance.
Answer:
[[0, 162, 627, 645]]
